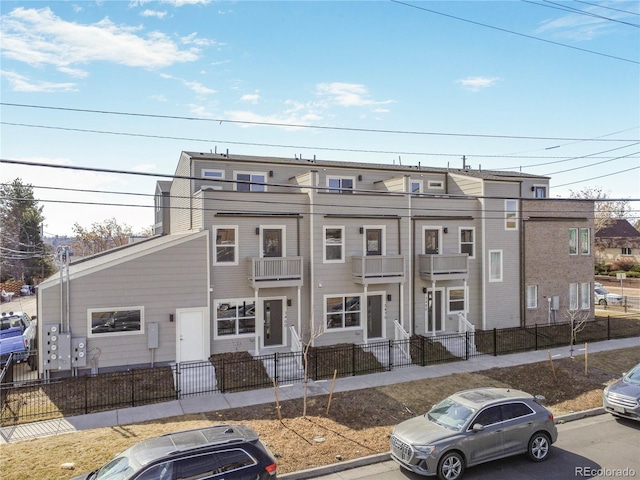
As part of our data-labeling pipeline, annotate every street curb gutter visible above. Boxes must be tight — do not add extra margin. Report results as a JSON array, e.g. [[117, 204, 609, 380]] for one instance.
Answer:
[[279, 408, 608, 480]]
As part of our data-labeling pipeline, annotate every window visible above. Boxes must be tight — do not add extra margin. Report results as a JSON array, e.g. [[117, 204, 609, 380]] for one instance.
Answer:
[[215, 448, 256, 473], [622, 247, 633, 256], [505, 200, 518, 230], [410, 180, 423, 193], [324, 227, 344, 262], [569, 228, 578, 255], [474, 406, 502, 426], [216, 300, 255, 336], [501, 402, 534, 420], [234, 172, 266, 192], [580, 228, 590, 255], [448, 287, 466, 313], [527, 285, 538, 309], [489, 250, 503, 282], [88, 307, 143, 337], [533, 185, 547, 198], [214, 226, 237, 265], [172, 453, 217, 479], [424, 228, 440, 254], [427, 180, 444, 190], [326, 296, 361, 329], [327, 176, 355, 193], [459, 228, 475, 258], [580, 282, 590, 310], [569, 283, 579, 311], [365, 228, 383, 255]]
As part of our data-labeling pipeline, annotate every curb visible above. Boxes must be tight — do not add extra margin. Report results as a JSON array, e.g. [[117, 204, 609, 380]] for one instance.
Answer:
[[279, 407, 608, 480]]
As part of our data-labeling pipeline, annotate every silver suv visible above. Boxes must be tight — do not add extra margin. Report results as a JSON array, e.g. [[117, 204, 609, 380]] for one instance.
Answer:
[[390, 387, 558, 480]]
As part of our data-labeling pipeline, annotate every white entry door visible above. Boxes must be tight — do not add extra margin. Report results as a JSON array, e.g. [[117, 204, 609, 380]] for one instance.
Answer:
[[177, 308, 207, 363]]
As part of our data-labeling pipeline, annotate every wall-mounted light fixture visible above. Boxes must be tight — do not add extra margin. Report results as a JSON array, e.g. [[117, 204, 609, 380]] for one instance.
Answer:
[[531, 186, 535, 191], [358, 174, 363, 181], [443, 227, 448, 234], [359, 227, 364, 234], [287, 299, 292, 307], [255, 227, 260, 235], [169, 314, 174, 322], [269, 170, 274, 177], [422, 287, 427, 294], [387, 294, 392, 302]]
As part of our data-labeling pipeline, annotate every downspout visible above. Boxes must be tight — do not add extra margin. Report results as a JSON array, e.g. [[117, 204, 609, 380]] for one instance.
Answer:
[[520, 199, 526, 327], [309, 171, 317, 345], [66, 248, 70, 333], [405, 176, 412, 335], [480, 195, 487, 330]]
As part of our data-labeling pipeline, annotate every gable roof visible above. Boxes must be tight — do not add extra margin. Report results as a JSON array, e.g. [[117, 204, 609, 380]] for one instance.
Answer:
[[595, 219, 640, 238]]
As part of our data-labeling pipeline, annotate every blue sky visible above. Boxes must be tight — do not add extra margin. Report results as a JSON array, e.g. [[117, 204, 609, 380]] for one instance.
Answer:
[[1, 0, 638, 236]]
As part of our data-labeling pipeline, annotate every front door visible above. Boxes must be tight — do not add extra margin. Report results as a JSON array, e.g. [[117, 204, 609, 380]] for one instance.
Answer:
[[365, 229, 382, 256], [426, 289, 444, 335], [263, 299, 283, 347], [367, 295, 383, 338], [263, 229, 283, 257], [177, 308, 206, 362]]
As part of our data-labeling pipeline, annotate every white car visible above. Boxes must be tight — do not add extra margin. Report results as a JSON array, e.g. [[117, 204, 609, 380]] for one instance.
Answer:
[[594, 287, 623, 306]]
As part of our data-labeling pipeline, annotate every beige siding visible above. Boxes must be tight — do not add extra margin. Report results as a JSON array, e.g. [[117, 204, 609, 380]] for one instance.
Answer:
[[170, 153, 194, 232]]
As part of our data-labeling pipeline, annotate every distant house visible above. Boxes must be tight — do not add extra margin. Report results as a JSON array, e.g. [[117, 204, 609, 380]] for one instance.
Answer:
[[595, 219, 640, 266], [36, 152, 595, 377]]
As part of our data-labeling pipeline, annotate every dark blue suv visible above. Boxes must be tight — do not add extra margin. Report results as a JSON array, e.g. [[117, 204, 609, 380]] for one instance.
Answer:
[[70, 425, 277, 480]]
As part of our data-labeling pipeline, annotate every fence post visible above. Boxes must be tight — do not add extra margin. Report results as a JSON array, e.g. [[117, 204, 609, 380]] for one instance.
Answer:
[[131, 370, 135, 407], [607, 316, 611, 340], [220, 360, 225, 393], [351, 343, 356, 376], [535, 324, 538, 351], [465, 331, 469, 360], [388, 340, 393, 371], [493, 328, 497, 356], [273, 352, 278, 385], [85, 375, 89, 415], [175, 363, 180, 400]]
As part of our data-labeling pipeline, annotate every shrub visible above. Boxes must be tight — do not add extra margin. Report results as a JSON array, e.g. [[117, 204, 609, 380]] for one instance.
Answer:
[[611, 257, 637, 272]]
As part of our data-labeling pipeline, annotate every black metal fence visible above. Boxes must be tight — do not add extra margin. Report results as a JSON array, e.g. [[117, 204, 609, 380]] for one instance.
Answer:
[[1, 315, 638, 427]]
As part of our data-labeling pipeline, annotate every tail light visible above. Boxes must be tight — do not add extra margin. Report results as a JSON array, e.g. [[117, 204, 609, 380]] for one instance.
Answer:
[[265, 462, 277, 476], [548, 413, 554, 422]]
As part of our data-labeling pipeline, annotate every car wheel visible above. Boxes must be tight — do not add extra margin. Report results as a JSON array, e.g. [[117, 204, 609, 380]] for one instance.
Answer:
[[527, 432, 551, 462], [599, 299, 607, 306], [437, 451, 465, 480]]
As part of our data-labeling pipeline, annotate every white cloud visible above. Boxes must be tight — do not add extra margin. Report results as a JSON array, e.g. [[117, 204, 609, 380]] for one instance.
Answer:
[[181, 32, 220, 47], [241, 93, 260, 104], [0, 7, 200, 73], [534, 5, 630, 41], [457, 76, 501, 91], [161, 73, 216, 94], [163, 0, 212, 6], [57, 66, 89, 78], [140, 9, 168, 19], [0, 70, 77, 92], [315, 82, 393, 108]]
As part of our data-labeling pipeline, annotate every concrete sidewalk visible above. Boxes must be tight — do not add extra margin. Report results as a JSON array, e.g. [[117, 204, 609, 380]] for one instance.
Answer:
[[2, 335, 639, 445]]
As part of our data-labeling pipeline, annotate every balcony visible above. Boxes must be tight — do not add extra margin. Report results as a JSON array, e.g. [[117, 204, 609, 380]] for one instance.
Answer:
[[352, 255, 405, 285], [248, 257, 303, 289], [418, 253, 468, 281]]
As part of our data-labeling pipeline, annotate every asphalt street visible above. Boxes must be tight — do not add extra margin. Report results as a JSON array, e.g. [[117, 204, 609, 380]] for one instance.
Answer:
[[302, 414, 640, 480]]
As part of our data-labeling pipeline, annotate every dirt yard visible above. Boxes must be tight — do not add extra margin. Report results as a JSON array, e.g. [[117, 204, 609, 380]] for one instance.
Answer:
[[1, 346, 638, 480]]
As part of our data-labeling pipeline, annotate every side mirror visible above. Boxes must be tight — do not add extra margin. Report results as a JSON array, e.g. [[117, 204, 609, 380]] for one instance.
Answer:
[[472, 424, 484, 432]]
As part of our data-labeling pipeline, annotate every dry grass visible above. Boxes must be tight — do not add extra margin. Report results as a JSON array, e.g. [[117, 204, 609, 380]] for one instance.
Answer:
[[1, 346, 638, 480]]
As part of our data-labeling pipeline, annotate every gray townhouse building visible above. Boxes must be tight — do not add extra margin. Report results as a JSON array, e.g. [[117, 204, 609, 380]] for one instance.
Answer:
[[36, 152, 594, 376]]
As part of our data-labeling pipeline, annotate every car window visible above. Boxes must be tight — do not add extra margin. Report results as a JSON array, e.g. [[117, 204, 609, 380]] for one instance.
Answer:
[[501, 402, 534, 420], [135, 462, 173, 480], [473, 406, 502, 427], [216, 448, 256, 473], [172, 453, 218, 480]]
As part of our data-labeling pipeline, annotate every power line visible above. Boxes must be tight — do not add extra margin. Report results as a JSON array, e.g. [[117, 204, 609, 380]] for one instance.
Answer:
[[2, 104, 638, 142], [553, 165, 640, 188], [544, 150, 640, 176], [573, 0, 640, 17], [522, 0, 640, 28], [390, 0, 640, 64]]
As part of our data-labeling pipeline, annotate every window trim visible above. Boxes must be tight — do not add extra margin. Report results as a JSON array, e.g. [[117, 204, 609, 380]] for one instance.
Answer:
[[505, 199, 518, 230], [422, 226, 443, 254], [234, 171, 267, 192], [323, 226, 345, 263], [87, 306, 144, 338], [621, 247, 632, 256], [326, 175, 356, 193], [363, 225, 386, 256], [489, 249, 503, 282], [533, 185, 547, 198], [569, 283, 579, 311], [410, 179, 423, 194], [580, 228, 590, 255], [459, 227, 475, 259], [527, 285, 538, 309], [580, 282, 590, 310], [214, 299, 256, 338], [427, 179, 444, 190], [213, 225, 238, 265], [447, 286, 468, 314], [325, 294, 362, 330], [259, 225, 286, 258], [569, 228, 578, 256]]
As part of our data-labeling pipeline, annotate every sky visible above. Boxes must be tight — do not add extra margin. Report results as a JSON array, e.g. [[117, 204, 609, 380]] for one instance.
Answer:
[[1, 0, 639, 237]]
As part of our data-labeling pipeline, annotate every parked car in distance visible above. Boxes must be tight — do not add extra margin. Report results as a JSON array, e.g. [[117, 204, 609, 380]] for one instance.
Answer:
[[594, 287, 623, 306], [69, 424, 277, 480], [390, 387, 558, 480], [603, 362, 640, 422], [0, 310, 37, 369]]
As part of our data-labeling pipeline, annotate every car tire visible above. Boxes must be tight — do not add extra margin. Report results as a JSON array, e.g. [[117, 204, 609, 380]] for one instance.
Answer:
[[527, 432, 551, 462], [599, 299, 607, 306], [437, 451, 465, 480]]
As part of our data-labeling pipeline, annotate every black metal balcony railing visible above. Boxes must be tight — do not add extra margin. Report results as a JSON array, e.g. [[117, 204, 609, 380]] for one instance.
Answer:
[[418, 253, 468, 281], [247, 257, 303, 288], [352, 255, 405, 285]]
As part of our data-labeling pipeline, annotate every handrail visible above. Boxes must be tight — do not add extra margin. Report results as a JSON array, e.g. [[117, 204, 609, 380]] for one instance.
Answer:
[[393, 320, 411, 360], [289, 325, 304, 369], [457, 313, 476, 355]]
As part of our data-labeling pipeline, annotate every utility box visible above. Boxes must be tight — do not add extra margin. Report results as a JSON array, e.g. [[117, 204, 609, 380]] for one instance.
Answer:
[[43, 324, 72, 371], [147, 322, 159, 349], [71, 337, 87, 368]]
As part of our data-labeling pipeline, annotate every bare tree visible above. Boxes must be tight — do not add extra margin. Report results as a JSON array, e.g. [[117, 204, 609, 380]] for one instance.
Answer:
[[302, 324, 325, 417], [71, 218, 149, 258], [569, 187, 631, 232], [565, 309, 589, 358]]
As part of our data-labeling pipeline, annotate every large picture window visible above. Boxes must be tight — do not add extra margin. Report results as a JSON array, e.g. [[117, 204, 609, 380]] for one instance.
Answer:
[[214, 226, 238, 264], [88, 307, 143, 337], [216, 300, 256, 336], [234, 172, 266, 192], [326, 296, 361, 329], [324, 226, 344, 262]]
